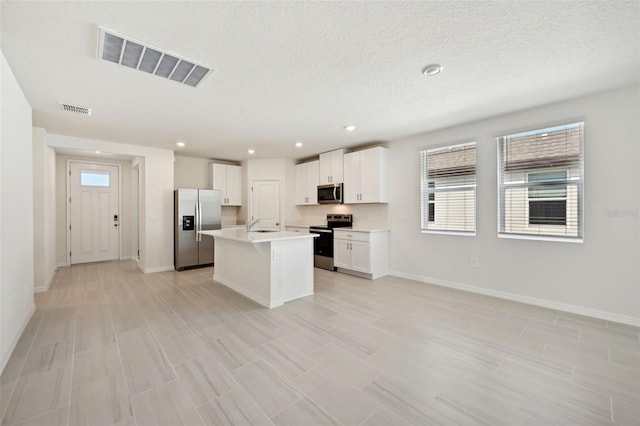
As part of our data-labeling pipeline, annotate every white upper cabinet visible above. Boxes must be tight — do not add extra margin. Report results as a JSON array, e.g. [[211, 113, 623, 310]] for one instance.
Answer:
[[343, 146, 389, 204], [319, 149, 344, 184], [210, 163, 242, 206], [295, 160, 319, 205]]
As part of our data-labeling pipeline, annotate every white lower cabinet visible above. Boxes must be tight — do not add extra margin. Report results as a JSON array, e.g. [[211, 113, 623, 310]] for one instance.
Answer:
[[333, 229, 389, 279]]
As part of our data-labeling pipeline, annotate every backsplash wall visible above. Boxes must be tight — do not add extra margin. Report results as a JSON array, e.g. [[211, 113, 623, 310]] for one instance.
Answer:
[[287, 203, 389, 227]]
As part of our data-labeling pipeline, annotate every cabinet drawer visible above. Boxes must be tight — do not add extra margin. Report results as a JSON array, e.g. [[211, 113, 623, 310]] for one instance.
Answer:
[[334, 230, 370, 242]]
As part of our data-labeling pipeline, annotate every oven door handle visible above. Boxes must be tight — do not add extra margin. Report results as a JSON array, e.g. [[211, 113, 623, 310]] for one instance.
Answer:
[[310, 229, 332, 234]]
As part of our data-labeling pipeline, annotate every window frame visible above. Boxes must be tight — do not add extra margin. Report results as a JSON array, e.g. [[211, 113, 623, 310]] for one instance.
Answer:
[[420, 141, 477, 236], [497, 122, 584, 243]]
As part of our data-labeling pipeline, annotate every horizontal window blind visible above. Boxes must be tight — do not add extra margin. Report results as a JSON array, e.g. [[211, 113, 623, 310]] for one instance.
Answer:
[[498, 122, 584, 240], [420, 142, 476, 234]]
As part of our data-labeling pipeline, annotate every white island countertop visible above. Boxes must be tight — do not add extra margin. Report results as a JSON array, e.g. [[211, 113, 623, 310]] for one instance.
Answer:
[[199, 228, 316, 243]]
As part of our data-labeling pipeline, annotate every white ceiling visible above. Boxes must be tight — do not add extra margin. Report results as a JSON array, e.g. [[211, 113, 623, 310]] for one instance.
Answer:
[[1, 1, 638, 161]]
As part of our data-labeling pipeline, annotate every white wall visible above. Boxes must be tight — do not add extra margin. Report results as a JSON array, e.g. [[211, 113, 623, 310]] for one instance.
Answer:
[[174, 155, 211, 189], [32, 127, 57, 292], [54, 155, 134, 265], [1, 51, 35, 373], [47, 134, 175, 273], [388, 85, 640, 324]]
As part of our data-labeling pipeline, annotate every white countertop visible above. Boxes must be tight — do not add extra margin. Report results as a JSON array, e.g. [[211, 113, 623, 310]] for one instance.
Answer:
[[200, 228, 317, 243]]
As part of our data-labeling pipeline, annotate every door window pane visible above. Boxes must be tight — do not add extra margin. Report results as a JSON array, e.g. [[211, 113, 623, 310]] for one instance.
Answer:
[[81, 171, 110, 187]]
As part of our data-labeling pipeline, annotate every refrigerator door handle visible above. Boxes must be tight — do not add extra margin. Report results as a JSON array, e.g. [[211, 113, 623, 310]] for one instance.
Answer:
[[197, 202, 203, 242], [195, 202, 200, 242]]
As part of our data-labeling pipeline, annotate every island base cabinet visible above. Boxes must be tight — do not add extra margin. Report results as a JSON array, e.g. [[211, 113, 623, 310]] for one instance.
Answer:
[[333, 230, 389, 279], [212, 237, 314, 308]]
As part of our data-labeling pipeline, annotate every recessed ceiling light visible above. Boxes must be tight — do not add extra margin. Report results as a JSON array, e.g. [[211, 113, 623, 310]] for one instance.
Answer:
[[295, 142, 303, 148], [176, 141, 185, 147], [248, 149, 255, 154], [422, 64, 443, 76], [344, 125, 357, 132], [95, 150, 101, 154]]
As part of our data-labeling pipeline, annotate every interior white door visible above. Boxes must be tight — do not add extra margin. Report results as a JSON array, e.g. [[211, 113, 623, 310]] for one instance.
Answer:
[[251, 180, 280, 229], [69, 162, 120, 264]]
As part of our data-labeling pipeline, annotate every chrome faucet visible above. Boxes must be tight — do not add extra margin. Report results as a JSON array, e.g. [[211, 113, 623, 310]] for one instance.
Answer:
[[246, 218, 260, 232]]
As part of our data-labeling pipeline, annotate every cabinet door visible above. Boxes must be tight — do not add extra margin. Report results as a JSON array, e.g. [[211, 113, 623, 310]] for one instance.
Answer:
[[358, 148, 380, 203], [225, 165, 242, 206], [350, 240, 371, 273], [319, 152, 332, 185], [307, 160, 319, 204], [342, 151, 360, 204], [330, 149, 344, 183], [295, 163, 308, 205], [333, 239, 351, 268], [211, 164, 228, 203]]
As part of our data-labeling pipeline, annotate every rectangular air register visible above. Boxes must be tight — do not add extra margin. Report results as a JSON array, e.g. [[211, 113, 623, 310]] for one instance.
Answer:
[[97, 27, 213, 88]]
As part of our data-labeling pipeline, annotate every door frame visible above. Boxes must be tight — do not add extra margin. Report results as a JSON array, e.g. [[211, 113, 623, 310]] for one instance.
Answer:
[[66, 159, 123, 266]]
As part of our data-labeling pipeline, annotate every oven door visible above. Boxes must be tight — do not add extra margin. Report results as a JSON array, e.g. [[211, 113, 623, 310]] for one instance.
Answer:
[[309, 228, 334, 270]]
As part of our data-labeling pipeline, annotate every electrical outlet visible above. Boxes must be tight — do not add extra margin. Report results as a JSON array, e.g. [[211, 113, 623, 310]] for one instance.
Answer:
[[470, 257, 478, 268], [273, 249, 279, 260]]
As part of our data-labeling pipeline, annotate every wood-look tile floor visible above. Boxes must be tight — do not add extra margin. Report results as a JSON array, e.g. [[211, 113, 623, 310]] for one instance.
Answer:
[[1, 260, 639, 425]]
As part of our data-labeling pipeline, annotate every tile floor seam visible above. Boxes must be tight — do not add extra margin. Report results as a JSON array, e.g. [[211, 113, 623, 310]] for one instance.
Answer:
[[64, 309, 79, 426], [109, 297, 136, 426]]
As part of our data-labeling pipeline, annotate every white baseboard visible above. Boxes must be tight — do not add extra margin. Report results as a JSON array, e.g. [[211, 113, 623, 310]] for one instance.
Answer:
[[389, 270, 640, 327], [214, 274, 281, 308], [142, 265, 175, 274], [57, 262, 68, 268], [34, 268, 57, 293], [1, 303, 36, 375]]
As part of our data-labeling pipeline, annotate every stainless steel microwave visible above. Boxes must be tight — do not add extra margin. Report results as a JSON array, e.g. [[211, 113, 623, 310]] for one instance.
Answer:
[[318, 183, 343, 204]]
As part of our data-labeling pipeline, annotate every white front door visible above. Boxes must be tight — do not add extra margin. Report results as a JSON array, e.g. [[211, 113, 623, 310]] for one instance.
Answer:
[[69, 162, 120, 264], [251, 180, 280, 229]]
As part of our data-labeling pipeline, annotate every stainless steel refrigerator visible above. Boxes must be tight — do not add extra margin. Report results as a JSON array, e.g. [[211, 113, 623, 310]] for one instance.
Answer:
[[174, 189, 222, 270]]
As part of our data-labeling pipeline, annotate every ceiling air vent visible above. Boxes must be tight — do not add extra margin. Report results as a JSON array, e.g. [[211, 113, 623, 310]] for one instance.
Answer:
[[61, 104, 92, 116], [97, 27, 213, 88]]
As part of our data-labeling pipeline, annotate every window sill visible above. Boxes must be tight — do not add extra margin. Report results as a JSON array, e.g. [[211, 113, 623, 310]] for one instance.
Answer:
[[498, 233, 583, 243], [422, 230, 476, 237]]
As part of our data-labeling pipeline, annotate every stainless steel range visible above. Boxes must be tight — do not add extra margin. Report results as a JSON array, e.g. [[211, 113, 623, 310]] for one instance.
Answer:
[[309, 214, 353, 271]]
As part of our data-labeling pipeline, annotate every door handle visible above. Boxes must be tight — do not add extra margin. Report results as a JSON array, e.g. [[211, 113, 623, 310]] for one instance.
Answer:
[[198, 202, 203, 242], [195, 202, 200, 242]]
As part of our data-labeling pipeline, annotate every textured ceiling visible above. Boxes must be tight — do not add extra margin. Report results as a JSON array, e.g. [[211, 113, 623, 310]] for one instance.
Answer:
[[1, 1, 638, 161]]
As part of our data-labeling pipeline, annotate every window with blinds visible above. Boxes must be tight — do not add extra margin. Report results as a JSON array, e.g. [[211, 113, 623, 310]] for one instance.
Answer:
[[497, 122, 584, 241], [420, 142, 476, 235]]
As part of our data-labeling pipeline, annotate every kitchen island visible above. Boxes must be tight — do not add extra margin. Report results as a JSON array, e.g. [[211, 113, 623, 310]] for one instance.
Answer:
[[199, 228, 317, 308]]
